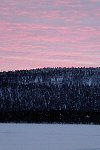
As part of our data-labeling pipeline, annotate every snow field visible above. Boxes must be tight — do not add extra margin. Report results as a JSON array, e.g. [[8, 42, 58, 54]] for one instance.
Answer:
[[0, 123, 100, 150]]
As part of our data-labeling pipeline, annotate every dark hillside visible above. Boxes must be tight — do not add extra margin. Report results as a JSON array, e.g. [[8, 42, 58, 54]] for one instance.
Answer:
[[0, 67, 100, 124]]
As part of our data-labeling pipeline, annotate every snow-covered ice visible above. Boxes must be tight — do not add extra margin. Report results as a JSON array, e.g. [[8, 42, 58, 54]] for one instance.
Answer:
[[0, 123, 100, 150]]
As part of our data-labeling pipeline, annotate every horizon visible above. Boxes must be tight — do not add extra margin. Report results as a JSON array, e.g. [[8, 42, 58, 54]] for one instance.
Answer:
[[0, 0, 100, 71], [1, 66, 100, 73]]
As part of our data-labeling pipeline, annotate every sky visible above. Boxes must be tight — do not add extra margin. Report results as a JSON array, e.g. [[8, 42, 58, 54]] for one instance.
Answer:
[[0, 0, 100, 71]]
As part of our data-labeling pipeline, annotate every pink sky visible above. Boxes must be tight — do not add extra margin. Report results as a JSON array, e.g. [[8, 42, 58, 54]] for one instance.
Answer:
[[0, 0, 100, 71]]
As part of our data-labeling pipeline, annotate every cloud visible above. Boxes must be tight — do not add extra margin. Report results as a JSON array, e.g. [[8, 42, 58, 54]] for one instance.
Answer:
[[0, 0, 100, 71]]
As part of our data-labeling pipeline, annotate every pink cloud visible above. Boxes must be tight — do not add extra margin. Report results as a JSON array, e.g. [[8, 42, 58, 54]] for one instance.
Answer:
[[0, 0, 100, 71]]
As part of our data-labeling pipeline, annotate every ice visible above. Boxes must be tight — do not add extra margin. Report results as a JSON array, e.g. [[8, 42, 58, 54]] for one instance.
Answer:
[[0, 123, 100, 150]]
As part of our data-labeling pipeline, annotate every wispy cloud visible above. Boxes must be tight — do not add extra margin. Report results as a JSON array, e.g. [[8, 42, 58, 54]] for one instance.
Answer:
[[0, 0, 100, 71]]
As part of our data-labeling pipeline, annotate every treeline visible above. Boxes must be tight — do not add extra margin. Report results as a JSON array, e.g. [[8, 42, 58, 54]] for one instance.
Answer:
[[0, 67, 100, 124]]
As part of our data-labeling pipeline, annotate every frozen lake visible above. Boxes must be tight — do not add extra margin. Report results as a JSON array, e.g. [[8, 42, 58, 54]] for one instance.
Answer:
[[0, 123, 100, 150]]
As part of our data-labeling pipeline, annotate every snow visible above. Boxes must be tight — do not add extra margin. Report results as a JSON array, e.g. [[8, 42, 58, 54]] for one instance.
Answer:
[[0, 123, 100, 150]]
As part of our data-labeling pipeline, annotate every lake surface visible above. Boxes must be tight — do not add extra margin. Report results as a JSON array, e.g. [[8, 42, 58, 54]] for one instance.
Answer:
[[0, 123, 100, 150]]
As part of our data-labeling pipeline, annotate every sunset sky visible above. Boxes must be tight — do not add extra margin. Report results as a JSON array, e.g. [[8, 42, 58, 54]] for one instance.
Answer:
[[0, 0, 100, 71]]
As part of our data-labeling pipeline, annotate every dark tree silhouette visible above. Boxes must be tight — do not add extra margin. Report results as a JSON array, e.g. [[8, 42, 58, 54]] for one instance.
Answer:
[[0, 67, 100, 123]]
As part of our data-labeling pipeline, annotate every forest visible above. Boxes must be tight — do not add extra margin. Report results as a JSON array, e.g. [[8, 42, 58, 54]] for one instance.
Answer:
[[0, 67, 100, 123]]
